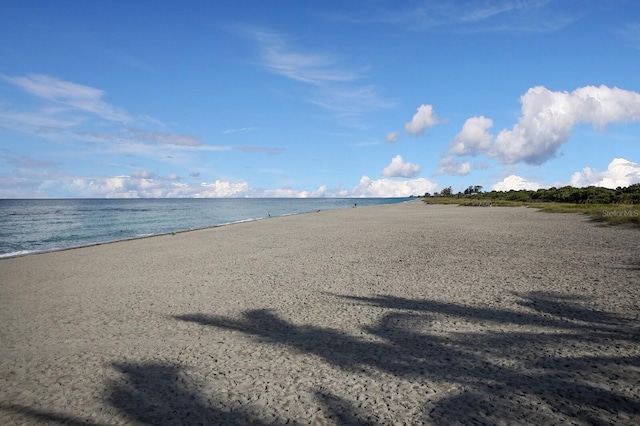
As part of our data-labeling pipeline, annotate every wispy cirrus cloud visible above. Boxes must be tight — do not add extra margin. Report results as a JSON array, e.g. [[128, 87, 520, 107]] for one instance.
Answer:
[[0, 109, 83, 133], [238, 27, 392, 127], [2, 74, 131, 123], [125, 130, 202, 147], [620, 22, 640, 48], [7, 155, 60, 169], [335, 0, 579, 34], [311, 85, 395, 126], [0, 74, 217, 155], [232, 146, 285, 155], [243, 28, 361, 85], [222, 127, 255, 135]]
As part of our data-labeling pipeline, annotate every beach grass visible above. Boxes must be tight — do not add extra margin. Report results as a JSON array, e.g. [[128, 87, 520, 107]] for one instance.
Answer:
[[423, 197, 640, 226]]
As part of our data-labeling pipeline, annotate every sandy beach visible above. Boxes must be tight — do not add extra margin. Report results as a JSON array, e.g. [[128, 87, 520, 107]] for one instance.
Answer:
[[1, 201, 639, 425]]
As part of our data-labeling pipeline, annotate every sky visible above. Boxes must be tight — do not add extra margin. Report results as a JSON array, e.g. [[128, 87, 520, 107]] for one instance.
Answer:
[[1, 0, 639, 198]]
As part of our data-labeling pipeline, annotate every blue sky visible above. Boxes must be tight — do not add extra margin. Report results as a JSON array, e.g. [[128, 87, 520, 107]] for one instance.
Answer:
[[1, 0, 639, 198]]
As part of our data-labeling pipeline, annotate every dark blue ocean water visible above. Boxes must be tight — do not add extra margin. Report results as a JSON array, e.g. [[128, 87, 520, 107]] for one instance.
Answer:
[[0, 198, 411, 258]]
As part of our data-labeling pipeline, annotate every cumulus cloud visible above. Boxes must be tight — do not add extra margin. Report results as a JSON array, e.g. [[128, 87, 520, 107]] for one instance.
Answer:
[[351, 175, 437, 197], [493, 85, 640, 164], [448, 116, 493, 156], [385, 132, 400, 143], [570, 158, 640, 189], [443, 85, 640, 166], [491, 175, 542, 191], [49, 176, 251, 198], [404, 104, 439, 136], [2, 74, 131, 123], [197, 180, 251, 197], [261, 185, 328, 198], [381, 155, 421, 178], [130, 170, 156, 179], [434, 156, 471, 176], [35, 170, 441, 198]]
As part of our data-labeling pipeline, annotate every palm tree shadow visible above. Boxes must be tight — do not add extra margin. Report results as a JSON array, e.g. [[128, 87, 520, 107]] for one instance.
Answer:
[[106, 362, 275, 425], [178, 309, 387, 371], [314, 391, 377, 425], [175, 291, 640, 423], [7, 292, 638, 424], [0, 402, 105, 426]]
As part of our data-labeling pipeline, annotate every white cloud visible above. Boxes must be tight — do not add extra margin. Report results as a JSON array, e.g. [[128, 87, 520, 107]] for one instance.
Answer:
[[570, 158, 640, 189], [491, 175, 541, 191], [127, 130, 202, 147], [47, 176, 251, 198], [404, 104, 439, 136], [223, 127, 255, 134], [443, 85, 640, 166], [246, 28, 360, 85], [381, 155, 421, 178], [0, 110, 82, 133], [312, 85, 394, 116], [385, 131, 400, 143], [197, 180, 251, 197], [41, 175, 332, 198], [32, 170, 441, 198], [434, 156, 471, 176], [493, 85, 640, 164], [261, 185, 327, 198], [351, 175, 438, 197], [620, 23, 640, 48], [448, 116, 493, 155], [232, 146, 285, 155], [130, 170, 156, 179], [241, 28, 391, 128], [348, 0, 578, 34], [8, 156, 59, 169], [2, 74, 131, 123]]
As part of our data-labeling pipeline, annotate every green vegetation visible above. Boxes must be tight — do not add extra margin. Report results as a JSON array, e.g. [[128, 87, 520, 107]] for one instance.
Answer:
[[423, 184, 640, 226]]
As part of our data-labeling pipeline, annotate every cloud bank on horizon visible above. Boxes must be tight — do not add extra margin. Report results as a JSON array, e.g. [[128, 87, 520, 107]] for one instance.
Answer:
[[0, 1, 639, 198]]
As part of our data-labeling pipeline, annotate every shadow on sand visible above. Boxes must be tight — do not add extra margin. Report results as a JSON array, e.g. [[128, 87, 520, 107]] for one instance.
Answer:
[[168, 291, 640, 424], [8, 291, 637, 424]]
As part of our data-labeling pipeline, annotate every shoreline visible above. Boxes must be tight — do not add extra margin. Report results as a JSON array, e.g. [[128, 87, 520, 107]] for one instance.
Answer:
[[0, 199, 414, 260], [0, 214, 273, 260], [1, 202, 639, 424]]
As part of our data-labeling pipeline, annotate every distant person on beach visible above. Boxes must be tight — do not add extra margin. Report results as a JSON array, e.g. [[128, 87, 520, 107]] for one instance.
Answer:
[[354, 202, 357, 208]]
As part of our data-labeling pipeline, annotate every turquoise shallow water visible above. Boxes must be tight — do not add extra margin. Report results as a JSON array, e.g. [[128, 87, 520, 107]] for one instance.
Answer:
[[0, 198, 411, 258]]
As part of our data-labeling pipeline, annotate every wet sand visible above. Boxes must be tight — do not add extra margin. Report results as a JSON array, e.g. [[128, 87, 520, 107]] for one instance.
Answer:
[[1, 201, 639, 425]]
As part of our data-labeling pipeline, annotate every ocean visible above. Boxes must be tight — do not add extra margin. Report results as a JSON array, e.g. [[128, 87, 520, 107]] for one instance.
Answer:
[[0, 198, 412, 258]]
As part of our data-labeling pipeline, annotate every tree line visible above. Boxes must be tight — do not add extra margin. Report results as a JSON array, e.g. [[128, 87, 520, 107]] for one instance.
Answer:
[[425, 184, 640, 205]]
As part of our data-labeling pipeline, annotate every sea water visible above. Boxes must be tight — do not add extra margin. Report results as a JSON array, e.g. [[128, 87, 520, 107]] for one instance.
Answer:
[[0, 198, 411, 258]]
